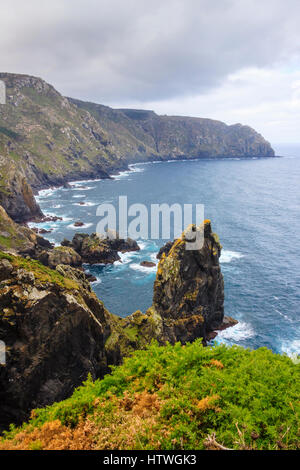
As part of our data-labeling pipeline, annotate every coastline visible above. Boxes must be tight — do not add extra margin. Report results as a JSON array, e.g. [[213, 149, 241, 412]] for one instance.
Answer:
[[30, 154, 280, 217]]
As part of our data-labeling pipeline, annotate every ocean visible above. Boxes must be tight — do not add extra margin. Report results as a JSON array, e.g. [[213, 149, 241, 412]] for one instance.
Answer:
[[30, 144, 300, 355]]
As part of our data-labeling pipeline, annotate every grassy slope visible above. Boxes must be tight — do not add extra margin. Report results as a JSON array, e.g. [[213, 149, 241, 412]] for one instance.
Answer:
[[0, 74, 124, 189], [1, 340, 299, 450]]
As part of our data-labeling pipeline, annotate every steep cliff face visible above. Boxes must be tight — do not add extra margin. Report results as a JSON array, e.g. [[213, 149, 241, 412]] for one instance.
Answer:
[[0, 205, 47, 254], [153, 221, 225, 344], [69, 99, 158, 161], [0, 73, 126, 220], [72, 99, 275, 161], [0, 167, 43, 223], [0, 253, 113, 429]]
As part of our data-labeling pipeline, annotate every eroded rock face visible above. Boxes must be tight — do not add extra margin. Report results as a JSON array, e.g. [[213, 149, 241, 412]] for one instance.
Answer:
[[156, 241, 173, 259], [153, 221, 224, 344], [0, 254, 112, 430], [0, 172, 43, 223], [0, 205, 48, 255]]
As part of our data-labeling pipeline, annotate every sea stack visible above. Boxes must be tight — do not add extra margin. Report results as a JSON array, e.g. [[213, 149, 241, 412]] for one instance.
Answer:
[[152, 221, 225, 344]]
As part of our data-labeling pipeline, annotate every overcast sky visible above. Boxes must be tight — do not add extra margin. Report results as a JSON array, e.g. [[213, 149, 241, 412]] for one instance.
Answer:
[[1, 0, 300, 143]]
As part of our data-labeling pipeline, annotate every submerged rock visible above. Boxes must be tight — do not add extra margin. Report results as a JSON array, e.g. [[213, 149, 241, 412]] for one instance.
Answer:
[[140, 260, 156, 268]]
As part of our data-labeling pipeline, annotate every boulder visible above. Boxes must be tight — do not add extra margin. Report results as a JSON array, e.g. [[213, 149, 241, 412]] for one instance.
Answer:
[[47, 246, 82, 269], [140, 261, 156, 268], [68, 232, 140, 264]]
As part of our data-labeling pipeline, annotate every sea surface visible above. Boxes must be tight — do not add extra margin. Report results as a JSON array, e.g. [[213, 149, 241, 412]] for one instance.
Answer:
[[30, 144, 300, 355]]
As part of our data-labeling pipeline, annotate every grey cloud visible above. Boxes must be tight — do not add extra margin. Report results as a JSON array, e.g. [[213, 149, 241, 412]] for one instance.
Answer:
[[0, 0, 299, 103]]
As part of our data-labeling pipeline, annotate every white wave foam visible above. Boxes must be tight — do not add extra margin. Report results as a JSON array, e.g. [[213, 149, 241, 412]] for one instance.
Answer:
[[73, 202, 96, 207], [150, 253, 159, 263], [36, 187, 59, 199], [116, 251, 140, 264], [113, 170, 131, 180], [281, 339, 300, 357], [274, 308, 291, 321], [137, 241, 147, 250], [70, 178, 102, 185], [73, 194, 86, 198], [112, 165, 145, 180], [138, 240, 156, 251], [220, 250, 244, 263], [217, 321, 254, 343], [71, 186, 95, 191], [67, 222, 93, 230], [90, 278, 102, 285], [128, 165, 145, 173], [129, 262, 157, 274], [28, 222, 56, 232], [136, 240, 158, 252]]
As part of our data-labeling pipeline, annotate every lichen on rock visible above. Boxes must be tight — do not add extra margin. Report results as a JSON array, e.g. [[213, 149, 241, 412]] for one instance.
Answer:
[[153, 220, 224, 344]]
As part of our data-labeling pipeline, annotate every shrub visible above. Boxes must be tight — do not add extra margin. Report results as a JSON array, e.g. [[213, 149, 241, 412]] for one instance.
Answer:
[[1, 340, 299, 450]]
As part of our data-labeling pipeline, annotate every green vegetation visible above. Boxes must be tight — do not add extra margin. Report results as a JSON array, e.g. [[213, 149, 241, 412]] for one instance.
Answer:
[[1, 340, 299, 450], [0, 127, 22, 141], [0, 251, 79, 290]]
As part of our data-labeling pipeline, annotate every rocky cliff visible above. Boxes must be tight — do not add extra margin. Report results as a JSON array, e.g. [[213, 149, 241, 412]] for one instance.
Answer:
[[71, 99, 275, 161], [0, 219, 231, 430], [0, 73, 126, 221], [0, 253, 112, 428], [0, 205, 51, 255], [153, 222, 225, 344], [0, 73, 274, 222]]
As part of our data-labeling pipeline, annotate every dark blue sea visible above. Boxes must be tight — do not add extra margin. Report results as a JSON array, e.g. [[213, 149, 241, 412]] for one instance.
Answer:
[[30, 144, 300, 356]]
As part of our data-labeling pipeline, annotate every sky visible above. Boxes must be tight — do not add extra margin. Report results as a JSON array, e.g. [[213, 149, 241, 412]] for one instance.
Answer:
[[0, 0, 300, 143]]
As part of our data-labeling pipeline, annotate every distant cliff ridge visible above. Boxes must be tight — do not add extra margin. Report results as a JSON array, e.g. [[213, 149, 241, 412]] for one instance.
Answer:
[[0, 73, 274, 222], [70, 100, 275, 161]]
